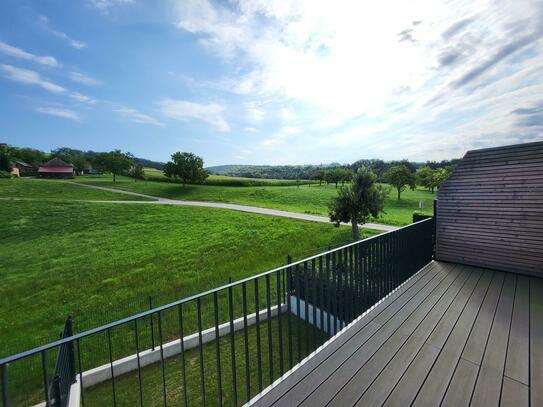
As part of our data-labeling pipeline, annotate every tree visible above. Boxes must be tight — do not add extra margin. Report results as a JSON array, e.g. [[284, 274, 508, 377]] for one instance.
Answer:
[[329, 167, 388, 240], [384, 165, 416, 200], [416, 166, 436, 192], [432, 166, 454, 189], [129, 163, 145, 181], [51, 147, 88, 173], [338, 168, 354, 186], [0, 144, 12, 172], [93, 150, 133, 182], [163, 152, 208, 186], [312, 169, 326, 186], [324, 168, 342, 188]]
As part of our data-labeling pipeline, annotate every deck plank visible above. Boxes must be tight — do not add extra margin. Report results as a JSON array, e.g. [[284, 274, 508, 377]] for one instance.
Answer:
[[329, 266, 477, 406], [382, 267, 483, 407], [253, 260, 440, 406], [470, 272, 516, 406], [440, 358, 479, 407], [530, 277, 543, 406], [250, 262, 538, 407], [295, 264, 463, 407], [501, 377, 529, 407], [504, 275, 530, 385], [410, 269, 494, 406]]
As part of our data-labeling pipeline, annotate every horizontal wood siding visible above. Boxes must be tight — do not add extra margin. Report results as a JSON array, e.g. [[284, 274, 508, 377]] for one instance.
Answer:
[[436, 141, 543, 276]]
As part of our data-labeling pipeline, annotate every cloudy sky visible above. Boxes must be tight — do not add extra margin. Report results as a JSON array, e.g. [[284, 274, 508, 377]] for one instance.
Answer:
[[1, 0, 542, 165]]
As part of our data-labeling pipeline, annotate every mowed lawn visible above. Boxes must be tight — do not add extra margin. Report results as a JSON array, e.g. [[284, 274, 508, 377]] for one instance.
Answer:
[[0, 199, 368, 357], [76, 174, 436, 225], [0, 178, 151, 201]]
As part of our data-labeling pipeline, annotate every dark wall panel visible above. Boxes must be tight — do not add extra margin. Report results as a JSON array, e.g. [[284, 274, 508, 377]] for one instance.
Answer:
[[436, 141, 543, 277]]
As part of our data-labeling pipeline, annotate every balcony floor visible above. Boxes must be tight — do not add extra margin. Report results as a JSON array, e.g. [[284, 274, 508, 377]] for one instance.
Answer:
[[250, 260, 543, 406]]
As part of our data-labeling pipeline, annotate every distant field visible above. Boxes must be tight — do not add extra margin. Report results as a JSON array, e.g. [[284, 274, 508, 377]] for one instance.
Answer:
[[0, 199, 371, 356], [76, 174, 435, 225], [144, 167, 310, 187], [0, 178, 150, 201]]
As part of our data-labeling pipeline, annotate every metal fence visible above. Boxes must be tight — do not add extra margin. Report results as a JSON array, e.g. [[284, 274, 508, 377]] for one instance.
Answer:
[[47, 318, 76, 407], [0, 218, 434, 407]]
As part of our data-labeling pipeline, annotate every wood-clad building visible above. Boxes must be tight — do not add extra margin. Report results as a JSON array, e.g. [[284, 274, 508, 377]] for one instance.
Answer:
[[436, 141, 543, 277]]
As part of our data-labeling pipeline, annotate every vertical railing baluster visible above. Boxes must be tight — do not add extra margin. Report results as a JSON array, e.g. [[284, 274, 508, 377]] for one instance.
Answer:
[[157, 311, 167, 407], [318, 255, 324, 336], [1, 364, 8, 407], [254, 278, 263, 392], [338, 260, 343, 330], [295, 264, 302, 361], [311, 258, 317, 348], [326, 252, 331, 335], [303, 262, 310, 354], [286, 264, 293, 369], [177, 305, 188, 407], [276, 270, 284, 376], [266, 274, 274, 384], [196, 298, 206, 406], [214, 292, 223, 406], [241, 284, 249, 404], [133, 320, 144, 407], [149, 296, 155, 351], [41, 350, 50, 407], [76, 338, 85, 407], [228, 286, 238, 405], [106, 328, 117, 407]]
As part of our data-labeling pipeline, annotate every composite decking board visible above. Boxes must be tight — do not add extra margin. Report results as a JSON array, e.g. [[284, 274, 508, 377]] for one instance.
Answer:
[[504, 276, 530, 385], [380, 268, 483, 407], [468, 273, 516, 406], [461, 271, 505, 365], [326, 266, 476, 406], [440, 358, 480, 407], [254, 261, 440, 406], [250, 263, 540, 407], [530, 277, 543, 407], [501, 377, 529, 407], [409, 269, 494, 406], [294, 264, 463, 407]]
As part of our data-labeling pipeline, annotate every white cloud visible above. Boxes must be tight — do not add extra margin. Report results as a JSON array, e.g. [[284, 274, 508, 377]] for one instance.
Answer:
[[1, 64, 65, 93], [36, 107, 81, 121], [69, 72, 101, 86], [157, 98, 230, 132], [115, 107, 165, 127], [88, 0, 133, 12], [38, 16, 87, 49], [0, 41, 58, 67], [70, 92, 96, 104], [174, 0, 543, 160]]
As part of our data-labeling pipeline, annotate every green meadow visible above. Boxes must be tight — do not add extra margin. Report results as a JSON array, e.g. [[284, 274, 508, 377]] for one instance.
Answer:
[[76, 173, 436, 226]]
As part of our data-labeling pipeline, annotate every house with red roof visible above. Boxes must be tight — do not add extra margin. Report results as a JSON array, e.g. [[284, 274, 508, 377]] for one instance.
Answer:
[[38, 157, 75, 178]]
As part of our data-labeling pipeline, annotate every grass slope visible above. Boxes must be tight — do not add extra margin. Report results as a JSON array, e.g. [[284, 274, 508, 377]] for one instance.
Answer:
[[76, 174, 435, 225], [0, 200, 367, 356], [0, 178, 150, 201]]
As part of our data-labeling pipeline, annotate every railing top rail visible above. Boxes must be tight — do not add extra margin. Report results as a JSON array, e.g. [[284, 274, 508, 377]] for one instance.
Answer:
[[0, 218, 433, 365]]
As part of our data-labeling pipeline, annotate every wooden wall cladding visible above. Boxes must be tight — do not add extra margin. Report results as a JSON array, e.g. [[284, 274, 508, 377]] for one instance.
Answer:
[[436, 141, 543, 276]]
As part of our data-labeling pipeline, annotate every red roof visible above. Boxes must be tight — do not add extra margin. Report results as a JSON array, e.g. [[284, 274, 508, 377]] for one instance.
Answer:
[[38, 166, 74, 173]]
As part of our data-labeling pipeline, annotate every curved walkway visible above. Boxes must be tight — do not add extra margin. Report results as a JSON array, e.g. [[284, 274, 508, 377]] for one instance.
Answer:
[[70, 182, 399, 232]]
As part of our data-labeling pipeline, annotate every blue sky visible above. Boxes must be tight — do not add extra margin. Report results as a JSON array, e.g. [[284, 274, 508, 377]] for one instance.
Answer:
[[1, 0, 542, 166]]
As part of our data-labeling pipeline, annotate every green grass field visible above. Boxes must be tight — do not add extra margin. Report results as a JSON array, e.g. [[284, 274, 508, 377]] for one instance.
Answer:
[[75, 174, 435, 225], [0, 178, 150, 201], [0, 199, 373, 357], [85, 316, 326, 406]]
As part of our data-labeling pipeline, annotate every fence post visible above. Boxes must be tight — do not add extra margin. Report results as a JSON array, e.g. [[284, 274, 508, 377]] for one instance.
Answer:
[[51, 376, 61, 407], [149, 296, 155, 351], [433, 199, 437, 259]]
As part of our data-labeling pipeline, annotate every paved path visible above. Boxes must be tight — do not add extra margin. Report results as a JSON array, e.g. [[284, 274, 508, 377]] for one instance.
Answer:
[[66, 182, 400, 232]]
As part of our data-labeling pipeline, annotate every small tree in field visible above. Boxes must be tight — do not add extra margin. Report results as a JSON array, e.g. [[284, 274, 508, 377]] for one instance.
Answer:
[[129, 163, 145, 181], [93, 150, 132, 182], [384, 165, 416, 200], [164, 152, 207, 186], [312, 169, 325, 186], [416, 166, 436, 192], [329, 167, 388, 240]]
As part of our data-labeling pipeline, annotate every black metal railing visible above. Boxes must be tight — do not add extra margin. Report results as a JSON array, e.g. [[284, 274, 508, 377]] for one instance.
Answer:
[[0, 218, 434, 407]]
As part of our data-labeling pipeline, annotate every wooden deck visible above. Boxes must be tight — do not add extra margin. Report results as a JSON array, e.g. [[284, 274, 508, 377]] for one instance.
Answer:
[[250, 261, 543, 406]]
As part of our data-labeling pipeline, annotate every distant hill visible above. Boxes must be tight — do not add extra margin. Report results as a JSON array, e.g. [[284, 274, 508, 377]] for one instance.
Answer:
[[134, 157, 165, 170], [206, 164, 333, 180]]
